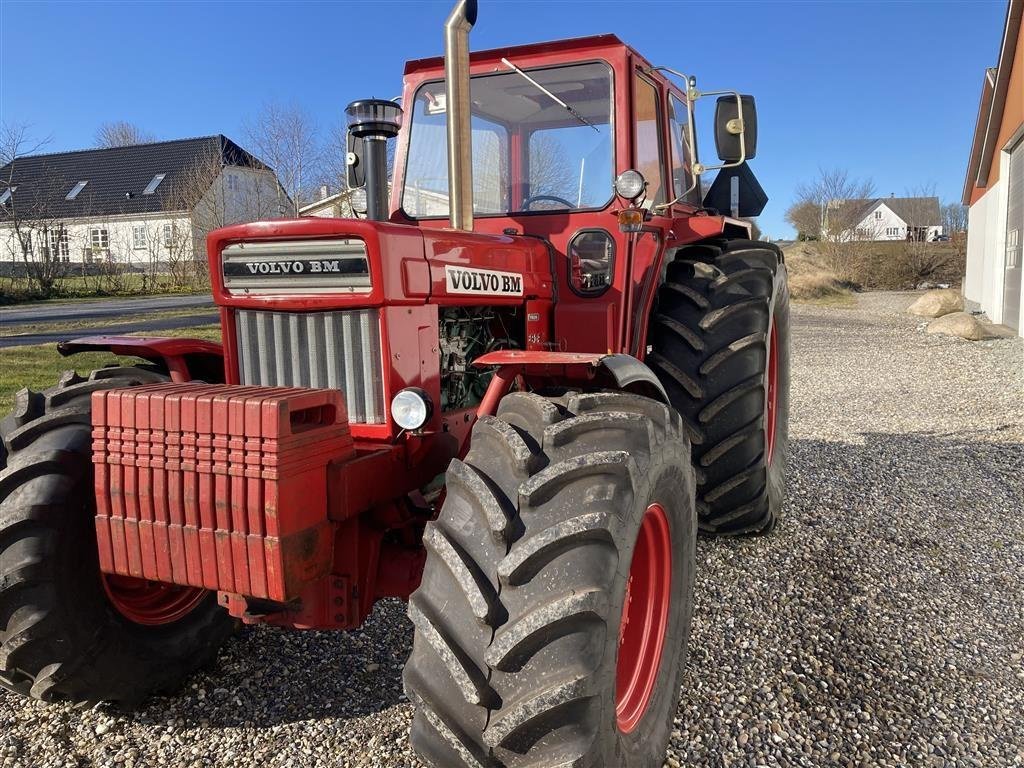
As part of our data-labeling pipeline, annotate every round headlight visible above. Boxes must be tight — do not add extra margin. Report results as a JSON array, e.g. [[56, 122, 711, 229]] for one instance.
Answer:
[[614, 169, 646, 201], [391, 388, 433, 431]]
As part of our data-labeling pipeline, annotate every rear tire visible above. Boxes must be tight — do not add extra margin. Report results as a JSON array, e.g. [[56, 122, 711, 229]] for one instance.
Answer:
[[405, 390, 696, 767], [0, 367, 234, 705], [647, 238, 790, 535]]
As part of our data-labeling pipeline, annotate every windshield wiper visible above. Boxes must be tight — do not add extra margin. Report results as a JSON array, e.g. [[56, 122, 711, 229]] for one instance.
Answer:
[[500, 57, 600, 132]]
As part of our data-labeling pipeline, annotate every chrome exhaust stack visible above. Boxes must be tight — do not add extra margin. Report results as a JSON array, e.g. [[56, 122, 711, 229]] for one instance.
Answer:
[[443, 0, 477, 231]]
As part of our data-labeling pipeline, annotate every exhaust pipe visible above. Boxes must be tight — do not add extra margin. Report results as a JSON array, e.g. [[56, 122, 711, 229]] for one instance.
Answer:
[[444, 0, 477, 231]]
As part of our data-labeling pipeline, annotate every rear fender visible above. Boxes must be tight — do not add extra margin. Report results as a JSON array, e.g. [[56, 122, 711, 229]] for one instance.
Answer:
[[472, 350, 668, 417], [57, 335, 225, 383]]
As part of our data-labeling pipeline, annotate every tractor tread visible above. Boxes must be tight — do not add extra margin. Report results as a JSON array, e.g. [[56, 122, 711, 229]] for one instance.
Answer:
[[406, 390, 695, 767], [647, 238, 790, 534], [0, 366, 233, 706]]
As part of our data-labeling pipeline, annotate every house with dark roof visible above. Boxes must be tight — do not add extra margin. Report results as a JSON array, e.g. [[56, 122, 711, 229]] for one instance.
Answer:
[[0, 135, 289, 268], [826, 196, 943, 242], [963, 0, 1022, 335]]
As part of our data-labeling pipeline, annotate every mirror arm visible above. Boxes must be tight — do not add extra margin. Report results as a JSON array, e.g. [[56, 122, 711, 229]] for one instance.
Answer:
[[650, 68, 747, 215], [650, 66, 702, 214]]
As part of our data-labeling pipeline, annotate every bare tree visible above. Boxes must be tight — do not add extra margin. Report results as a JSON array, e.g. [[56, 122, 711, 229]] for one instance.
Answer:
[[159, 148, 286, 288], [941, 202, 968, 235], [785, 168, 877, 278], [526, 133, 576, 206], [889, 185, 959, 286], [244, 103, 319, 216], [95, 121, 156, 148], [0, 123, 74, 296], [785, 200, 823, 241]]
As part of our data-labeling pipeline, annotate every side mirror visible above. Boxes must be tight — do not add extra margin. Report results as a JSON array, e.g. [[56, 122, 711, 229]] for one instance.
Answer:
[[346, 131, 365, 190], [714, 95, 757, 164]]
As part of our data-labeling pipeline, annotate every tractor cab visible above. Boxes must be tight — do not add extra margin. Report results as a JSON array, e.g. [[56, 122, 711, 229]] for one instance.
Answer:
[[356, 33, 765, 355]]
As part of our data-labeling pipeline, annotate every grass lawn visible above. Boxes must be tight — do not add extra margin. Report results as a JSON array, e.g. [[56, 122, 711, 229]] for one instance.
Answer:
[[0, 325, 222, 414]]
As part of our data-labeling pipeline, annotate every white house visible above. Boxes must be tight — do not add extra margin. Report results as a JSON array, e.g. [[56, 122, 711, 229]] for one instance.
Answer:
[[828, 196, 944, 242], [0, 136, 290, 272], [300, 187, 358, 219], [963, 0, 1022, 335]]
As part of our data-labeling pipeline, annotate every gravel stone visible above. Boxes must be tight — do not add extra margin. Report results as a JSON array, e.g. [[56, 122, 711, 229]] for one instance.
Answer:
[[1, 292, 1021, 767]]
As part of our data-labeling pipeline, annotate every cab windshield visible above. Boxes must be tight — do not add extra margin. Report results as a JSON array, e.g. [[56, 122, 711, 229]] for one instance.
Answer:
[[402, 61, 613, 217]]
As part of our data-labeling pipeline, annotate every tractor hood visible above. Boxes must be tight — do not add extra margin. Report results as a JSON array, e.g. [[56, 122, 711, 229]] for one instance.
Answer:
[[205, 217, 553, 312]]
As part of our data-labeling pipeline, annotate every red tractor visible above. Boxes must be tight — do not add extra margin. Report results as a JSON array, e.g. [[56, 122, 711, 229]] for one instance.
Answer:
[[0, 2, 789, 765]]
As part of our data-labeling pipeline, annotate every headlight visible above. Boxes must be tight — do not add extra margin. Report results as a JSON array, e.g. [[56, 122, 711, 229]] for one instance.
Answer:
[[391, 388, 433, 430], [614, 169, 646, 201]]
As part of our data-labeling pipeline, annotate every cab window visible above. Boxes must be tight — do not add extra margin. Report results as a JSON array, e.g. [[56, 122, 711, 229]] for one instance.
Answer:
[[634, 73, 666, 207], [668, 93, 700, 205]]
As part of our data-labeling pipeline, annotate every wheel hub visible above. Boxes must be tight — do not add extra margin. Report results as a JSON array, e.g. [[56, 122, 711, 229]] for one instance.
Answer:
[[101, 573, 207, 626], [765, 323, 779, 465], [616, 502, 672, 734]]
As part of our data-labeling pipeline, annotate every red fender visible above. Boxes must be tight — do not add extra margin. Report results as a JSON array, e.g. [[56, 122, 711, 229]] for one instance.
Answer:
[[57, 335, 224, 383], [473, 350, 668, 417]]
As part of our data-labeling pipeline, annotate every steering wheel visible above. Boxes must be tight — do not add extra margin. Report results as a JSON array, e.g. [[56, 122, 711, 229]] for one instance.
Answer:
[[523, 194, 575, 210]]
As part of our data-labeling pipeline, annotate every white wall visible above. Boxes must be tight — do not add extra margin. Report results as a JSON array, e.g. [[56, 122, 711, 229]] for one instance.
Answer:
[[861, 203, 908, 241], [1, 213, 193, 267], [964, 175, 1017, 333]]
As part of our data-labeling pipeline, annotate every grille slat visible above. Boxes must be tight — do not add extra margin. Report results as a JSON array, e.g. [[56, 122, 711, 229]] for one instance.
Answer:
[[235, 309, 384, 424]]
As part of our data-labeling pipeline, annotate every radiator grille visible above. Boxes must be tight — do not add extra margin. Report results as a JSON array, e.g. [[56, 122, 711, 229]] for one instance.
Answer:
[[235, 309, 385, 424]]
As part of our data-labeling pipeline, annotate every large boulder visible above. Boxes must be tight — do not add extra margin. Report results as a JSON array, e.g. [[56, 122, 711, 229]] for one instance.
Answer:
[[926, 312, 1000, 341], [908, 288, 963, 318]]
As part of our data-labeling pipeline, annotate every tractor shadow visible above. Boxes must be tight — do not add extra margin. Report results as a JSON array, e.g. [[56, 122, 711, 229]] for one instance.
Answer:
[[130, 430, 1023, 750], [678, 430, 1024, 764], [133, 598, 415, 729]]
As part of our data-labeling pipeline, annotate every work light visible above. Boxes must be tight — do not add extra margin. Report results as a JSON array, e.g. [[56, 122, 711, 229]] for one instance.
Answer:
[[391, 388, 433, 431], [614, 169, 646, 201]]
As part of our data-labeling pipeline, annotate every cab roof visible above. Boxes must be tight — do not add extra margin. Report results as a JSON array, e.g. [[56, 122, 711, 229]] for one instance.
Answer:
[[403, 33, 646, 76]]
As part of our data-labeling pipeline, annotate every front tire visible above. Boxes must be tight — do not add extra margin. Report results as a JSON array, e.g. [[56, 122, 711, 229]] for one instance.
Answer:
[[405, 390, 696, 767], [0, 367, 234, 705]]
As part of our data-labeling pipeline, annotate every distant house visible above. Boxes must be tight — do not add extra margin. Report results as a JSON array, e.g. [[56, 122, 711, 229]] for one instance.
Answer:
[[300, 186, 357, 219], [963, 0, 1022, 335], [0, 136, 290, 269], [827, 196, 944, 242]]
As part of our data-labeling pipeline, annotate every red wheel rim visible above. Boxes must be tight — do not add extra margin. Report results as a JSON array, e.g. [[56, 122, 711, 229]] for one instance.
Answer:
[[765, 323, 779, 465], [616, 502, 672, 734], [101, 573, 206, 626]]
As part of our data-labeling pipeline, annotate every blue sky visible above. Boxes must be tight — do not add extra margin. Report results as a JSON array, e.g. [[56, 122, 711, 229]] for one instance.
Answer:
[[0, 0, 1007, 238]]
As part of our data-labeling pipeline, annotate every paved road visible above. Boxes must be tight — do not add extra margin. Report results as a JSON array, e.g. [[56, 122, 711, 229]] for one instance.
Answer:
[[0, 313, 220, 348], [0, 294, 212, 326]]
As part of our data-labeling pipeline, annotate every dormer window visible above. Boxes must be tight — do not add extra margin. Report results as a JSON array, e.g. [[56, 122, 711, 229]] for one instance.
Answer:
[[0, 186, 14, 205], [66, 180, 88, 200], [143, 173, 166, 195]]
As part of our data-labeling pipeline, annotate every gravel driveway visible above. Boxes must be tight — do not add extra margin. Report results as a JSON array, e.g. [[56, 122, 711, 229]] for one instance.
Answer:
[[2, 292, 1022, 768]]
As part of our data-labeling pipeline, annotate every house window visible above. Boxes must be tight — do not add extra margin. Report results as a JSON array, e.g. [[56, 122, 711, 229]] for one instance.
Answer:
[[226, 174, 239, 192], [90, 228, 109, 250], [0, 186, 14, 205], [162, 223, 175, 248], [66, 181, 88, 200], [874, 210, 882, 220], [47, 229, 70, 259], [143, 174, 166, 195], [132, 225, 147, 249]]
